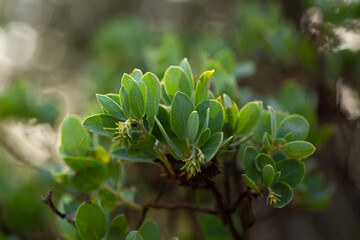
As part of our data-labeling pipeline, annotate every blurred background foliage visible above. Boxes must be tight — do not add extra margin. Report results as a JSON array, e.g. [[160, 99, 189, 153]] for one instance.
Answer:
[[0, 0, 360, 239]]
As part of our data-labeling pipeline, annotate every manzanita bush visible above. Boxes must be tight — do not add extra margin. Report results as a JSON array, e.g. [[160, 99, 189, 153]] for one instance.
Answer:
[[47, 58, 315, 240]]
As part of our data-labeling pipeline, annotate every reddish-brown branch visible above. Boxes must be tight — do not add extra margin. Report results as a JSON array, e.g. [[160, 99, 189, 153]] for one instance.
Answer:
[[41, 190, 74, 223]]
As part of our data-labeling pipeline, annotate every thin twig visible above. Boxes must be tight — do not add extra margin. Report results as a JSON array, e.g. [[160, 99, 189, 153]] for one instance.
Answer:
[[41, 190, 74, 222]]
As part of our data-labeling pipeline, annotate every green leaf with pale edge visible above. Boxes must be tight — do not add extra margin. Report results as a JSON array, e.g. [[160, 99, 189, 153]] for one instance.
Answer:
[[194, 70, 215, 106], [277, 114, 309, 141], [225, 102, 239, 131], [105, 93, 120, 105], [283, 141, 315, 159], [83, 114, 119, 137], [160, 82, 171, 105], [64, 156, 107, 192], [262, 164, 275, 187], [155, 117, 183, 159], [272, 171, 281, 185], [96, 94, 127, 120], [180, 58, 194, 87], [197, 128, 211, 147], [126, 231, 144, 240], [276, 159, 305, 188], [112, 148, 156, 162], [164, 66, 193, 100], [268, 106, 277, 140], [119, 86, 131, 118], [130, 69, 143, 82], [75, 202, 107, 240], [187, 111, 199, 143], [200, 132, 223, 162], [170, 92, 194, 139], [255, 153, 276, 171], [139, 220, 161, 240], [60, 116, 90, 157], [196, 100, 224, 135], [242, 174, 261, 194], [243, 146, 259, 182], [271, 182, 293, 208], [121, 74, 145, 119], [127, 134, 156, 156], [237, 101, 261, 134], [107, 214, 128, 240], [142, 72, 161, 127]]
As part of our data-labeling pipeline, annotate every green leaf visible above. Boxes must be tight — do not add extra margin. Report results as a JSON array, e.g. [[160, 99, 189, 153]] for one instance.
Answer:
[[277, 114, 310, 141], [276, 159, 305, 188], [105, 93, 120, 105], [283, 141, 315, 159], [242, 146, 259, 182], [268, 106, 277, 140], [126, 231, 143, 240], [139, 220, 161, 240], [194, 70, 215, 106], [271, 182, 293, 208], [142, 72, 161, 127], [83, 114, 119, 137], [160, 82, 171, 105], [121, 74, 145, 119], [242, 174, 261, 195], [197, 128, 211, 148], [200, 132, 223, 162], [262, 164, 275, 187], [272, 171, 281, 185], [180, 58, 194, 87], [130, 69, 143, 82], [98, 189, 117, 212], [127, 134, 156, 156], [107, 214, 128, 240], [224, 101, 239, 131], [196, 100, 224, 135], [255, 153, 276, 171], [164, 66, 193, 100], [155, 117, 183, 159], [60, 116, 90, 157], [120, 86, 131, 118], [64, 156, 107, 192], [236, 101, 261, 135], [187, 111, 199, 143], [170, 92, 194, 139], [75, 202, 107, 240], [112, 148, 156, 162], [96, 94, 127, 121]]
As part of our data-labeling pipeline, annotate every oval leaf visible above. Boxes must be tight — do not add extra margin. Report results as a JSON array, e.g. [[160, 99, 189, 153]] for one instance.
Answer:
[[121, 74, 145, 119], [237, 101, 261, 135], [277, 114, 309, 141], [60, 116, 90, 157], [271, 182, 293, 208], [194, 70, 215, 106], [187, 111, 199, 143], [283, 141, 315, 159], [196, 100, 224, 135], [262, 164, 275, 187], [200, 132, 223, 162], [107, 214, 128, 240], [142, 72, 161, 127], [242, 174, 261, 195], [276, 159, 305, 188], [139, 220, 161, 240], [164, 66, 193, 100], [96, 94, 127, 121], [75, 202, 107, 240], [255, 153, 276, 171], [83, 114, 119, 137], [170, 92, 194, 139], [242, 146, 259, 182]]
